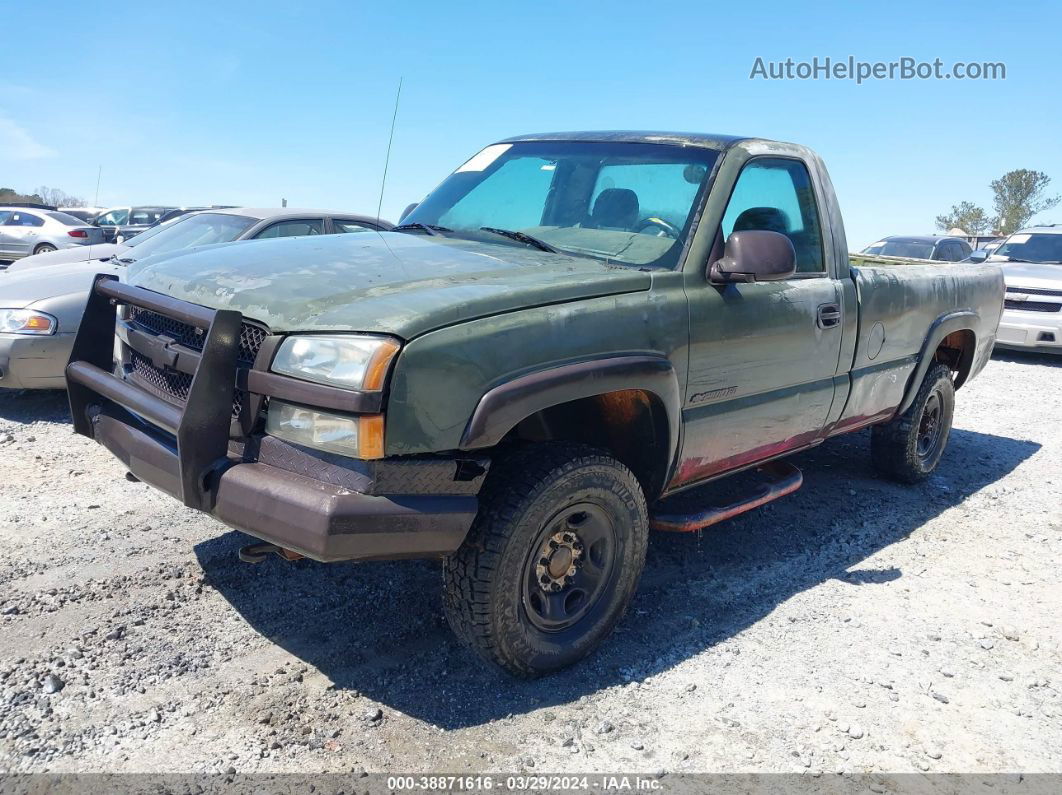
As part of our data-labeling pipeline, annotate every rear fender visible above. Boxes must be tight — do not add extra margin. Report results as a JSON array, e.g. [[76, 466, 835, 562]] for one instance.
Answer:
[[896, 311, 977, 416]]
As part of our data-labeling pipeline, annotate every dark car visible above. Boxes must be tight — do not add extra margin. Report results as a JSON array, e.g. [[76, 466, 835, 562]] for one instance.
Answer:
[[862, 235, 973, 262]]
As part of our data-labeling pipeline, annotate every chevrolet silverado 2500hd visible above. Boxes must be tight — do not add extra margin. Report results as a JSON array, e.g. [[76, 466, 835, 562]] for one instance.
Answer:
[[66, 132, 1004, 676]]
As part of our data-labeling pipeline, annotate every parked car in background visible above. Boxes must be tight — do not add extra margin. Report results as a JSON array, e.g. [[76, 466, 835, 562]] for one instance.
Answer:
[[0, 208, 106, 263], [0, 208, 390, 389], [7, 207, 390, 273], [94, 206, 177, 243], [981, 226, 1062, 354], [861, 235, 973, 262], [59, 207, 106, 224]]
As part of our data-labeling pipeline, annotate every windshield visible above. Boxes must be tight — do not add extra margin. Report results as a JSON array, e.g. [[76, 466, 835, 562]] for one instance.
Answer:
[[122, 212, 256, 260], [991, 232, 1062, 264], [875, 241, 935, 259], [404, 141, 720, 268]]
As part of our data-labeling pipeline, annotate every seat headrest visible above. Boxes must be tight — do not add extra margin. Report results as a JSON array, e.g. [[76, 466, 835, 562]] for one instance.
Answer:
[[733, 206, 789, 235], [590, 188, 639, 230]]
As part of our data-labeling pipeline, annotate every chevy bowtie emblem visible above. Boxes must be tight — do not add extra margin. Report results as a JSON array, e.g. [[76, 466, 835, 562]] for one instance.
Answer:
[[1009, 293, 1030, 301]]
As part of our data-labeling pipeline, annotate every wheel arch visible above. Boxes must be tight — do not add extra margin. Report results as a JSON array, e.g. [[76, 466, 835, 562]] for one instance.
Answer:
[[459, 355, 682, 500], [897, 311, 978, 416]]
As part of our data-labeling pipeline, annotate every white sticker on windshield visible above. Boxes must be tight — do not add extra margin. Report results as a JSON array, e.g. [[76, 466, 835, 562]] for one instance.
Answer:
[[455, 144, 512, 173], [1006, 234, 1031, 244]]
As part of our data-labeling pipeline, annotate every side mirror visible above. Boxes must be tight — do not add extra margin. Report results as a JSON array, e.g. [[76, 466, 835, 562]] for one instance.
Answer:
[[710, 230, 796, 283], [966, 249, 989, 263], [399, 202, 419, 222]]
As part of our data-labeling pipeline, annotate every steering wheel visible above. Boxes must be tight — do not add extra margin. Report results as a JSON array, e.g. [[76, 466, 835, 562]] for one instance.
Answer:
[[633, 216, 681, 239]]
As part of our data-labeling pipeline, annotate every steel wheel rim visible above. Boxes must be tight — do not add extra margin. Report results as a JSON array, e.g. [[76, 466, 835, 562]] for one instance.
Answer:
[[916, 390, 943, 459], [522, 502, 617, 632]]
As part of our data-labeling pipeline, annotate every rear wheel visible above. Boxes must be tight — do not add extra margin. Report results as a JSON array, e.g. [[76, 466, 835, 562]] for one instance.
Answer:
[[33, 243, 57, 255], [443, 442, 648, 677], [872, 362, 955, 483]]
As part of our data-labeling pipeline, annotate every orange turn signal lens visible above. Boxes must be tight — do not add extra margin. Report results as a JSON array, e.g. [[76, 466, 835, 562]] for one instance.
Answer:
[[357, 414, 386, 459], [363, 339, 401, 391]]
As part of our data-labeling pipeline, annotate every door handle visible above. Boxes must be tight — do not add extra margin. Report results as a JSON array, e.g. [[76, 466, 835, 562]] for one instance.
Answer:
[[817, 303, 842, 329]]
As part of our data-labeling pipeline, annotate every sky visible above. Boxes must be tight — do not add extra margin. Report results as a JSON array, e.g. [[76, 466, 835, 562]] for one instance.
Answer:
[[2, 0, 1060, 250]]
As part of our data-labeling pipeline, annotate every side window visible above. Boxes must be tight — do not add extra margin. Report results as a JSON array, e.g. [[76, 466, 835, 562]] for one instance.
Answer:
[[254, 219, 325, 239], [721, 158, 825, 273], [332, 219, 372, 234], [130, 208, 164, 225], [97, 209, 129, 226], [936, 242, 961, 262], [10, 212, 44, 227], [439, 155, 556, 231], [0, 211, 13, 225]]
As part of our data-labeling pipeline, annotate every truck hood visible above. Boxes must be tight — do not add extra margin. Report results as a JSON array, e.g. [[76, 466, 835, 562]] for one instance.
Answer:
[[126, 232, 653, 338], [997, 261, 1062, 290], [0, 260, 120, 309]]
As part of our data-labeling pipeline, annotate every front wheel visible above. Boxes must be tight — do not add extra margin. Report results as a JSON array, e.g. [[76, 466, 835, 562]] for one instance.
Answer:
[[443, 443, 648, 677], [33, 243, 57, 255], [872, 362, 955, 483]]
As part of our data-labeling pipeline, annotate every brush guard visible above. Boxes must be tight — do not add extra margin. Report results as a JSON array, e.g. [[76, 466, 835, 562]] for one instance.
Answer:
[[67, 274, 242, 511]]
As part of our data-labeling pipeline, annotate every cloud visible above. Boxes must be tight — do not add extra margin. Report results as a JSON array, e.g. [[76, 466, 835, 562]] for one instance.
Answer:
[[0, 116, 56, 160]]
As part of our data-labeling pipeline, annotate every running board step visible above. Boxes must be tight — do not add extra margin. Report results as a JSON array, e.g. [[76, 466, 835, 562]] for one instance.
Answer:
[[650, 461, 803, 532]]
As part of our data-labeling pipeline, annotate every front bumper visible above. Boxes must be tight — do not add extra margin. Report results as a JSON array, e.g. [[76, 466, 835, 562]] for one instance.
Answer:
[[0, 333, 73, 389], [995, 307, 1062, 353], [66, 275, 483, 562]]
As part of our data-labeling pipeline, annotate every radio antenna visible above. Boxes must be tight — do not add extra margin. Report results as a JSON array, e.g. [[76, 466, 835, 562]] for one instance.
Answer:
[[376, 77, 403, 226]]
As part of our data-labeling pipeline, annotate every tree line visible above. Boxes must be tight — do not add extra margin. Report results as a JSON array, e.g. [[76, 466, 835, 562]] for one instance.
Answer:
[[0, 186, 87, 207], [936, 169, 1059, 236]]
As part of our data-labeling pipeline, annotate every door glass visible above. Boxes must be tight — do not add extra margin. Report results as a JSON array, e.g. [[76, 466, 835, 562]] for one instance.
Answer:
[[333, 219, 372, 234], [97, 209, 129, 226], [721, 159, 825, 272], [254, 219, 325, 239], [0, 211, 13, 225], [10, 212, 44, 227]]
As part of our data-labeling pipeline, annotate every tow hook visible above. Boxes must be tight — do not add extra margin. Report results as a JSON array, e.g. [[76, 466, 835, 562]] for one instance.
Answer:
[[238, 542, 304, 564]]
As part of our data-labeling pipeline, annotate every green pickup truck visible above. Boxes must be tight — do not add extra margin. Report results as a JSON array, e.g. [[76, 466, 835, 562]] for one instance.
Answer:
[[66, 132, 1004, 677]]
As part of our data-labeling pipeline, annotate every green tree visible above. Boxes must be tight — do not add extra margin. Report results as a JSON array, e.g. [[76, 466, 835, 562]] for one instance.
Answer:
[[935, 201, 992, 235], [990, 170, 1060, 234]]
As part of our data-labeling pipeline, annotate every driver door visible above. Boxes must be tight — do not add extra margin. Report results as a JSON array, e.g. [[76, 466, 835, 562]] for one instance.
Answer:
[[676, 156, 845, 486]]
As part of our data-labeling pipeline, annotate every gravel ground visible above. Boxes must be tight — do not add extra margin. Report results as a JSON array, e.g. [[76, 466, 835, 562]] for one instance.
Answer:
[[0, 351, 1059, 776]]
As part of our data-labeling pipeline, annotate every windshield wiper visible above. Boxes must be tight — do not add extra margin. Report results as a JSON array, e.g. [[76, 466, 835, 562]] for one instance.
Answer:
[[393, 222, 453, 237], [479, 227, 557, 253]]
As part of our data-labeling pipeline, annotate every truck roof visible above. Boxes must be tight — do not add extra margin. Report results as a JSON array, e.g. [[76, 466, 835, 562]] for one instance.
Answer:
[[499, 130, 751, 150]]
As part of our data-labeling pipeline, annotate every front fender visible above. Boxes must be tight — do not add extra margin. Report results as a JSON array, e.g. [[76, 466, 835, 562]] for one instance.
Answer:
[[459, 354, 681, 461]]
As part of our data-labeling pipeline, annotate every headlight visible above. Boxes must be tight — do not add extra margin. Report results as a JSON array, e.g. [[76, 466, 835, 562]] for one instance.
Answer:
[[0, 309, 57, 335], [271, 334, 400, 390], [265, 400, 384, 459]]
